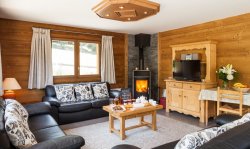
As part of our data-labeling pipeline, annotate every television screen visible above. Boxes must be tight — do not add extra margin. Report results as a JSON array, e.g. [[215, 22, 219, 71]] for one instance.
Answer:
[[173, 60, 201, 81]]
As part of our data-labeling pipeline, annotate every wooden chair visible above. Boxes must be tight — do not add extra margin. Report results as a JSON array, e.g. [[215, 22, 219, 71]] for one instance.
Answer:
[[217, 87, 248, 116]]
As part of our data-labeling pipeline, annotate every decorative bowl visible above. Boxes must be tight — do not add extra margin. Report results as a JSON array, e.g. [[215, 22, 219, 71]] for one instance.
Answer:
[[233, 87, 250, 93]]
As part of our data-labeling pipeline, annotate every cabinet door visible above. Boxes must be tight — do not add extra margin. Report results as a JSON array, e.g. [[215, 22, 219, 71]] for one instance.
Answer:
[[183, 90, 200, 112], [170, 88, 182, 108]]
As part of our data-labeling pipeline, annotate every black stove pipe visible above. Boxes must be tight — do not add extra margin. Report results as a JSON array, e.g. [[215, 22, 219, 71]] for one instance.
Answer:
[[135, 33, 151, 70]]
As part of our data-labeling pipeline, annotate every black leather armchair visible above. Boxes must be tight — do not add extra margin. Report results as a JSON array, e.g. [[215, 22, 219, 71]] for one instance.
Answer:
[[0, 99, 85, 149]]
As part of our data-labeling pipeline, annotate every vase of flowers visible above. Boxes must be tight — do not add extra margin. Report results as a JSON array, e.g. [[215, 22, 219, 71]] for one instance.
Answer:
[[216, 64, 237, 89]]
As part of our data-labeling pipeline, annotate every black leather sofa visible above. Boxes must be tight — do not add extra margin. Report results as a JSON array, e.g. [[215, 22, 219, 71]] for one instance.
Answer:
[[113, 114, 246, 149], [43, 82, 121, 124], [0, 99, 85, 149]]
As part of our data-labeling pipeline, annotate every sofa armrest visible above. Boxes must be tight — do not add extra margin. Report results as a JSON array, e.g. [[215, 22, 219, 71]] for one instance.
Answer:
[[27, 135, 85, 149], [42, 96, 61, 107], [109, 89, 121, 98], [215, 114, 241, 126], [24, 102, 51, 116]]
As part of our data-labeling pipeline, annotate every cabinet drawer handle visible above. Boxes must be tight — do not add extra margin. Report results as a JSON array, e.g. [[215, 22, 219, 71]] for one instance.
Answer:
[[190, 86, 192, 88], [184, 96, 187, 98]]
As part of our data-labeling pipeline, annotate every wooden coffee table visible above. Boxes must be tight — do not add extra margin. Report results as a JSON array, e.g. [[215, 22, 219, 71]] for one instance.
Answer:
[[103, 105, 163, 140]]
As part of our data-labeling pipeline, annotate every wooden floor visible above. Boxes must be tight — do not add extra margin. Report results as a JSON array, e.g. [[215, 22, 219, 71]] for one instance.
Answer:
[[60, 109, 216, 130]]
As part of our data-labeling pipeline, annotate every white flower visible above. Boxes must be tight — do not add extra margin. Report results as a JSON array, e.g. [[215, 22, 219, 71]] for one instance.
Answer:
[[227, 74, 234, 80]]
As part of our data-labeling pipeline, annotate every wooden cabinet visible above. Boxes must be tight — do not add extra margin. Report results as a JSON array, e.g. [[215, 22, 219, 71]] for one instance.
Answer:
[[170, 88, 182, 108], [182, 90, 200, 113], [165, 80, 217, 121]]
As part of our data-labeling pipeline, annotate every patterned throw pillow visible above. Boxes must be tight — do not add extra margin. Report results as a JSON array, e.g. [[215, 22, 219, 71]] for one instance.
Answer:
[[74, 84, 94, 100], [54, 85, 76, 103], [4, 101, 37, 149], [175, 113, 250, 149], [5, 99, 28, 122], [92, 83, 109, 98]]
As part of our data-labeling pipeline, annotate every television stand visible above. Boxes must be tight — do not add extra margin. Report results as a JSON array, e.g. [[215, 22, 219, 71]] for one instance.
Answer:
[[165, 80, 217, 123]]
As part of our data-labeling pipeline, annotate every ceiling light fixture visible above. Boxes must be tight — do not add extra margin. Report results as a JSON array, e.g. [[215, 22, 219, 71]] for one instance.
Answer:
[[92, 0, 160, 22]]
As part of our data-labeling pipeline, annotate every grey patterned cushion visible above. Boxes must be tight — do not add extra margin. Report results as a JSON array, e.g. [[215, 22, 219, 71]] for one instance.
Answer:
[[92, 83, 109, 98], [5, 99, 28, 122], [175, 113, 250, 149], [54, 85, 76, 103], [4, 100, 37, 149], [74, 84, 94, 100]]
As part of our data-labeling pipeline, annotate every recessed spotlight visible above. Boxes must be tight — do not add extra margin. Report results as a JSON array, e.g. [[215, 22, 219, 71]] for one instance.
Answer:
[[106, 14, 110, 17], [119, 6, 124, 9], [144, 11, 148, 14], [127, 18, 131, 21]]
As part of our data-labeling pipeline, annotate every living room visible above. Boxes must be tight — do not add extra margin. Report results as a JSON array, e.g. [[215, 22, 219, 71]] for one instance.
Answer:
[[0, 0, 250, 149]]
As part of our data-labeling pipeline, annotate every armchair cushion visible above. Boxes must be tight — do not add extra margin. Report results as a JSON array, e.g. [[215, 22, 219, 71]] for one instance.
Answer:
[[42, 97, 61, 107], [59, 101, 92, 113], [25, 102, 51, 117], [27, 135, 85, 149]]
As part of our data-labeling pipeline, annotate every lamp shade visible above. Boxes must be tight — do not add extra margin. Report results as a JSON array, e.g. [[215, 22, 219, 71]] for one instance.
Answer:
[[3, 78, 21, 90]]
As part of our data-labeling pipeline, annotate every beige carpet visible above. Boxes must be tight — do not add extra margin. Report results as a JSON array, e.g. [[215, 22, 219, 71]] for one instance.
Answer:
[[64, 115, 202, 149]]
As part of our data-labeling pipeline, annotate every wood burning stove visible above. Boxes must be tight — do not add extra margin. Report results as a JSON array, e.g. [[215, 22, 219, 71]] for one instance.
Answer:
[[132, 33, 151, 99], [133, 70, 151, 99]]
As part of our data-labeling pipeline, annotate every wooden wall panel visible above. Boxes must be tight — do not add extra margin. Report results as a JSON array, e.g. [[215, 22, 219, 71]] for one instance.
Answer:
[[0, 18, 126, 104], [158, 13, 250, 90]]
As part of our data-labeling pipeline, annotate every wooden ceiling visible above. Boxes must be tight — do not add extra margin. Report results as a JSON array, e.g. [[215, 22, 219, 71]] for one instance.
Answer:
[[92, 0, 160, 22]]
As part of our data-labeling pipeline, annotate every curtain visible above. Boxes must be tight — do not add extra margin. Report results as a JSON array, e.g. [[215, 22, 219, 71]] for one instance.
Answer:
[[101, 36, 116, 84], [28, 28, 53, 89], [0, 44, 2, 96]]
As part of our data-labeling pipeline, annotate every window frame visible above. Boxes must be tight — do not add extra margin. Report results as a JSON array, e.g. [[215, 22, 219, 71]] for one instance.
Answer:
[[77, 40, 101, 77], [51, 38, 101, 82], [51, 38, 76, 78]]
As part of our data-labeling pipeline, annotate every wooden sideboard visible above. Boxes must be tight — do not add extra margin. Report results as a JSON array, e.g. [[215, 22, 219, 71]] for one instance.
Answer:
[[165, 80, 217, 122]]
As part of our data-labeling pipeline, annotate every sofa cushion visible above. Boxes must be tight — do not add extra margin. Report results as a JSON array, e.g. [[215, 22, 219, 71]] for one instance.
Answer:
[[28, 114, 58, 132], [5, 99, 28, 122], [90, 98, 110, 108], [59, 101, 92, 113], [54, 85, 76, 103], [92, 83, 109, 98], [5, 103, 37, 149], [74, 84, 94, 100], [32, 126, 65, 142]]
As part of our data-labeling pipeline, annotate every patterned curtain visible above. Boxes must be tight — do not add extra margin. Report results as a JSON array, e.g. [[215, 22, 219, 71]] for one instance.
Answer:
[[101, 36, 116, 84], [28, 28, 53, 89]]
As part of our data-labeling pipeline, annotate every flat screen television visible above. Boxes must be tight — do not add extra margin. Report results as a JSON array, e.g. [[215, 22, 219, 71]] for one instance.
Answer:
[[173, 60, 201, 81]]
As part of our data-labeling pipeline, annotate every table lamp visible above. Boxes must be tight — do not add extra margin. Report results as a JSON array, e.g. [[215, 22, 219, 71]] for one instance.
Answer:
[[3, 78, 21, 99]]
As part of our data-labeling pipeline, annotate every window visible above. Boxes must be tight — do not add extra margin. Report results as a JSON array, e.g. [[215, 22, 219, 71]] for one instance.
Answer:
[[79, 42, 99, 75], [52, 40, 74, 76], [52, 40, 100, 78]]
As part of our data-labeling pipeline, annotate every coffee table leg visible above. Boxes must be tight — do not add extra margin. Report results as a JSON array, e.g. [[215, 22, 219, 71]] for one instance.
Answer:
[[109, 114, 114, 133], [120, 117, 126, 140], [152, 111, 157, 131], [140, 116, 144, 124]]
